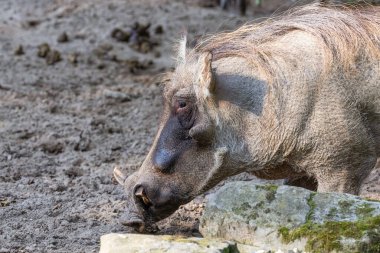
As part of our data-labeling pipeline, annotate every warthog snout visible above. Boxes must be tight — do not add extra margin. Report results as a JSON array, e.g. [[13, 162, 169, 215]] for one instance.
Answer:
[[133, 181, 180, 219], [114, 166, 186, 231], [132, 182, 178, 217]]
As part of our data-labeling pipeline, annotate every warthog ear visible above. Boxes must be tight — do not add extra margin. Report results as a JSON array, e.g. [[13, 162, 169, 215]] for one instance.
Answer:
[[198, 52, 215, 98], [113, 166, 127, 185]]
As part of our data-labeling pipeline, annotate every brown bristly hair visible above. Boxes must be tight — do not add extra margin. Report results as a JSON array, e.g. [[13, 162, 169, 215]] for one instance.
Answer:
[[194, 2, 380, 82]]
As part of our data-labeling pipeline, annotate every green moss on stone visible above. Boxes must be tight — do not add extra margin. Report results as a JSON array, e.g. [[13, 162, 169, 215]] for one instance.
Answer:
[[265, 190, 276, 202], [254, 201, 265, 209], [306, 192, 316, 222], [278, 227, 290, 238], [232, 202, 260, 220], [232, 202, 251, 214], [255, 184, 278, 202], [278, 215, 380, 253], [232, 201, 268, 220], [326, 207, 338, 219], [338, 200, 355, 210], [355, 203, 375, 219], [256, 184, 279, 192], [358, 229, 380, 253], [364, 198, 380, 203], [279, 194, 380, 252]]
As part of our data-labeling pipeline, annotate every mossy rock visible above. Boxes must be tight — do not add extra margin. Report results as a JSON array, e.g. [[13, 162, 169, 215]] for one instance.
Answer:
[[279, 191, 380, 253], [200, 181, 380, 252], [278, 216, 380, 253]]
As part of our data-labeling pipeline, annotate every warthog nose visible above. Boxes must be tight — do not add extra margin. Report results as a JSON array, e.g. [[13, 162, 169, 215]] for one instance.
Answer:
[[134, 184, 152, 207]]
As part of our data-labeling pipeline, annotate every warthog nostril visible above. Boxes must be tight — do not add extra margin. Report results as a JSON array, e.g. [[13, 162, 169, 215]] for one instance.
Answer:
[[134, 185, 152, 207]]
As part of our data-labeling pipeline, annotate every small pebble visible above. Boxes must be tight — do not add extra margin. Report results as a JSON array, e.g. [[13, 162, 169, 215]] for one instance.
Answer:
[[67, 52, 79, 65], [139, 41, 151, 53], [135, 22, 150, 37], [60, 220, 69, 226], [104, 89, 132, 102], [37, 43, 50, 58], [154, 25, 164, 34], [46, 50, 62, 65], [40, 135, 64, 154], [64, 167, 84, 178], [57, 32, 69, 43], [98, 43, 113, 52], [14, 45, 24, 55], [96, 63, 106, 69], [22, 19, 40, 28], [111, 28, 130, 42], [93, 43, 113, 58]]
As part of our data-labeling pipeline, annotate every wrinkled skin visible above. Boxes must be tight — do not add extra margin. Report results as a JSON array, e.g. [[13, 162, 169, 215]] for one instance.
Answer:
[[115, 9, 380, 230]]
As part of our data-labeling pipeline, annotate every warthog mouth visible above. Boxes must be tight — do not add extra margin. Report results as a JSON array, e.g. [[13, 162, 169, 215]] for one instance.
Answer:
[[120, 214, 145, 232], [121, 196, 190, 233], [120, 208, 166, 233], [114, 167, 194, 231], [121, 193, 181, 233], [120, 201, 157, 233]]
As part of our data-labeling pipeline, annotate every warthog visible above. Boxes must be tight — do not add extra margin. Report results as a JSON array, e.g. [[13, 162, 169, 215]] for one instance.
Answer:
[[114, 3, 380, 231]]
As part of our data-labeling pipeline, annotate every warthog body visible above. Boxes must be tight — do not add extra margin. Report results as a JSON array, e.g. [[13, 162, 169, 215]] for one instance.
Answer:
[[114, 3, 380, 230]]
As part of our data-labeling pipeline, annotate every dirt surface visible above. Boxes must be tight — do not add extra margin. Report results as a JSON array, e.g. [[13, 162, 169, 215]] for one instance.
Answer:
[[0, 0, 379, 252]]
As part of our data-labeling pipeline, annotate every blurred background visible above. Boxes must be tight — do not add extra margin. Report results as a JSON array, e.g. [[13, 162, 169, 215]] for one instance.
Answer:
[[0, 0, 379, 252]]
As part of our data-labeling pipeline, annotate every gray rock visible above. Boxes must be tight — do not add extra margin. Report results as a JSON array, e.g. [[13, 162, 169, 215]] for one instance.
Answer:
[[200, 182, 380, 253], [103, 89, 132, 102], [99, 233, 239, 253], [312, 192, 380, 223]]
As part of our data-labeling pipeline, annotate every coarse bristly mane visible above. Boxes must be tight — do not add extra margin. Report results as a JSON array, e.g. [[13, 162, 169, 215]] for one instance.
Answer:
[[194, 2, 380, 82]]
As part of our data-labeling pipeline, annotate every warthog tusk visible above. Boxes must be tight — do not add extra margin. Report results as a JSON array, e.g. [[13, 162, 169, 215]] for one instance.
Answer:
[[113, 166, 128, 185]]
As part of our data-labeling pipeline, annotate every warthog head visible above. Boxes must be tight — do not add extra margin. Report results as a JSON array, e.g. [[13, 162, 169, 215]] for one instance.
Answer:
[[114, 38, 269, 231]]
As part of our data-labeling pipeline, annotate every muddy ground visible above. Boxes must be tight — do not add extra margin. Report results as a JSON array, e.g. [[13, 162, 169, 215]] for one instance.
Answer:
[[0, 0, 379, 252]]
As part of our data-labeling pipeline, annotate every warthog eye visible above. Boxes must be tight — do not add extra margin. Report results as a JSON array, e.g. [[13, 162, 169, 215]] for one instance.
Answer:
[[175, 100, 188, 113], [178, 101, 187, 108], [173, 99, 195, 129]]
